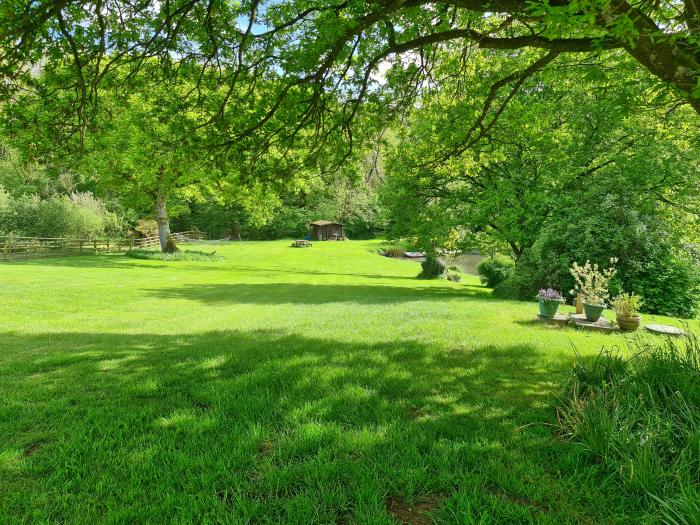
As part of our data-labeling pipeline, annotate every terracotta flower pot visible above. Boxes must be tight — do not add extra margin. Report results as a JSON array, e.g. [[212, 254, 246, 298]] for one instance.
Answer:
[[617, 315, 641, 331], [583, 302, 605, 322]]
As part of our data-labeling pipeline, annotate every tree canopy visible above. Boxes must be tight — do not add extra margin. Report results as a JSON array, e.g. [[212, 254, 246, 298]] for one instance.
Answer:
[[2, 0, 699, 154]]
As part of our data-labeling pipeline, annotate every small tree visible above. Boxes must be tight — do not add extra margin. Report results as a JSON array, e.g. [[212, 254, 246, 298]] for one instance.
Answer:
[[569, 259, 618, 306]]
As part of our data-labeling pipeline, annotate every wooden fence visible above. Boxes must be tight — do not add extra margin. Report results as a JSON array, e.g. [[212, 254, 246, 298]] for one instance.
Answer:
[[135, 230, 207, 248], [0, 230, 207, 261]]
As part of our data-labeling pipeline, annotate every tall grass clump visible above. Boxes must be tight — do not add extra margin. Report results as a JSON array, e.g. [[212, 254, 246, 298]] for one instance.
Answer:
[[382, 245, 406, 258], [556, 334, 700, 522], [378, 242, 407, 258]]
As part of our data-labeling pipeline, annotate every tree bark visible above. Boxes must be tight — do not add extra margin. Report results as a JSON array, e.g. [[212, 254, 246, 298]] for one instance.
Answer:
[[155, 194, 171, 252]]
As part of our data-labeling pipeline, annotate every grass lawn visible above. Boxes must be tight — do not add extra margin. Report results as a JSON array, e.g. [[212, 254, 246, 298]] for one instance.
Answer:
[[1, 240, 696, 524]]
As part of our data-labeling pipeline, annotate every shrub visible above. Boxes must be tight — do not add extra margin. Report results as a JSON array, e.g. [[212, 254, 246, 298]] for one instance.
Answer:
[[125, 249, 222, 261], [495, 201, 700, 317], [446, 271, 461, 282], [0, 187, 125, 239], [569, 259, 618, 306], [417, 255, 445, 279], [477, 255, 514, 288], [556, 335, 700, 519], [626, 251, 700, 318], [65, 192, 119, 238]]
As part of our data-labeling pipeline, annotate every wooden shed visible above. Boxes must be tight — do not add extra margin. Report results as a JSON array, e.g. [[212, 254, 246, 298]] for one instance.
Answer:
[[310, 220, 345, 241]]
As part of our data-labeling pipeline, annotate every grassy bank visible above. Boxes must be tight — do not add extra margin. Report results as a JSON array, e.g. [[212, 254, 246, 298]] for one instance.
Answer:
[[0, 240, 695, 523]]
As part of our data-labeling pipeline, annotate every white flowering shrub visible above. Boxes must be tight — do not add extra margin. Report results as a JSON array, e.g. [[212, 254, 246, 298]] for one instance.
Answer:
[[569, 258, 618, 306]]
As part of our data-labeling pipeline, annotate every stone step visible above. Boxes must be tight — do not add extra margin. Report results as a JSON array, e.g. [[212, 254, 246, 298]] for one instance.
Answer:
[[569, 313, 618, 333]]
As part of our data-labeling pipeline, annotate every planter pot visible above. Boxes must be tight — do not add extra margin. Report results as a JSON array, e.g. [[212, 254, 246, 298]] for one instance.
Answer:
[[538, 298, 561, 318], [617, 315, 641, 331], [583, 302, 605, 322]]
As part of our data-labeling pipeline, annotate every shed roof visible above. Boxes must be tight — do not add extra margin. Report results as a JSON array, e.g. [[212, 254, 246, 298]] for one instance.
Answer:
[[310, 220, 344, 226]]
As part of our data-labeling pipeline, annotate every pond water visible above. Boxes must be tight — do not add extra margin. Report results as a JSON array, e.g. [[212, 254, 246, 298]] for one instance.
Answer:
[[449, 253, 483, 275], [390, 252, 483, 276]]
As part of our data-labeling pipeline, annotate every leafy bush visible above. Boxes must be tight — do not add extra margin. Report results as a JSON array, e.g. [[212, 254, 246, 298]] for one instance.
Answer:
[[557, 335, 700, 519], [417, 255, 445, 279], [495, 198, 700, 317], [569, 259, 618, 306], [0, 187, 126, 239], [625, 251, 700, 318], [64, 192, 115, 238], [477, 255, 514, 288], [446, 271, 461, 282], [125, 249, 222, 261]]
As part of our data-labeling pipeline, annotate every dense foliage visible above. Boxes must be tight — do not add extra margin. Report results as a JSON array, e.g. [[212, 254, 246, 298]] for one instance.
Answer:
[[417, 256, 446, 279], [477, 256, 515, 288], [0, 187, 125, 239], [180, 167, 387, 240], [2, 0, 700, 137], [497, 198, 700, 317], [383, 51, 700, 316], [3, 65, 387, 245], [0, 142, 128, 239]]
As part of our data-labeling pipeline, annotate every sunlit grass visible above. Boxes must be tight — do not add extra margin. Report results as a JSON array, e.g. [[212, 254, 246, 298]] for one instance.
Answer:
[[0, 240, 696, 523]]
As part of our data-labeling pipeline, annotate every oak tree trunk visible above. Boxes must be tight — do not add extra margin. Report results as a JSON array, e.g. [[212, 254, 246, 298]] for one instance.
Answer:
[[155, 194, 171, 252]]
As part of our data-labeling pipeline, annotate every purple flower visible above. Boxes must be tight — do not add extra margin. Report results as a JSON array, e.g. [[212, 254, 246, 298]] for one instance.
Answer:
[[537, 288, 564, 301]]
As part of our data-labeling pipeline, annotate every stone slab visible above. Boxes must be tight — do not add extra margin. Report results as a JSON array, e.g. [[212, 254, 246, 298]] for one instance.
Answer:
[[645, 324, 686, 336], [536, 314, 570, 326], [569, 313, 618, 333]]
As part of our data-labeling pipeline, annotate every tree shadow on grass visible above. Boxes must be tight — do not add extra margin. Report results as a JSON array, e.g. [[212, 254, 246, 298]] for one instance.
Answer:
[[2, 254, 175, 270], [0, 328, 611, 523], [4, 255, 417, 280], [144, 282, 494, 306], [220, 263, 440, 282], [6, 255, 487, 286]]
